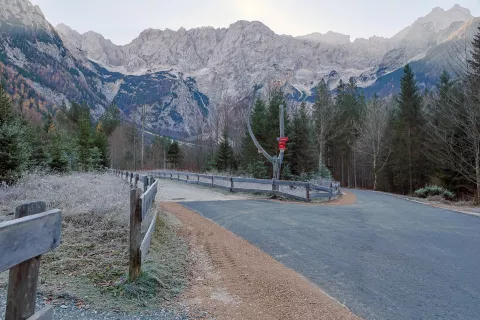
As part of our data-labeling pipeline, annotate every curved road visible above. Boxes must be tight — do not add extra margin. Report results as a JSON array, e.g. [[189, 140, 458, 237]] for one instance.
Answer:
[[181, 189, 480, 320]]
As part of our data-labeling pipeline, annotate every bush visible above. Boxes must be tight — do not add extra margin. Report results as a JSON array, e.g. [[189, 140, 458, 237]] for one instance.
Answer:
[[414, 185, 455, 201]]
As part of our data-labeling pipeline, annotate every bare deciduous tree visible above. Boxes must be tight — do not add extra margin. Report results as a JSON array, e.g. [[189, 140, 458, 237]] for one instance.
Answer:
[[313, 79, 344, 172], [355, 97, 391, 190]]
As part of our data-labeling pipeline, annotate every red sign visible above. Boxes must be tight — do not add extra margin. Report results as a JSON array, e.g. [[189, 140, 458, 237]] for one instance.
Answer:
[[278, 137, 289, 151]]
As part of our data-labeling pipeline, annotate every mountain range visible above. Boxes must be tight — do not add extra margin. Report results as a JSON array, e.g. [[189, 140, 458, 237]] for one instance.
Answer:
[[0, 0, 478, 137]]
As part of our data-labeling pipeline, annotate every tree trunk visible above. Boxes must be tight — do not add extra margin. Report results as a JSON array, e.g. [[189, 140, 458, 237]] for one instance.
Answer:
[[476, 140, 480, 204], [408, 127, 413, 194], [318, 141, 325, 172], [353, 147, 357, 188]]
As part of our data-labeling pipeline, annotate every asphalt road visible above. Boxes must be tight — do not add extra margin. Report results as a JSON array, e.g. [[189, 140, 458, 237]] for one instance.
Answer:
[[181, 190, 480, 320]]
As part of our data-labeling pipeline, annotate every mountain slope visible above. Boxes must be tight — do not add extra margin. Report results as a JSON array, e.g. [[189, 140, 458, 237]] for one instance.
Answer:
[[0, 0, 210, 136], [0, 0, 477, 137], [56, 4, 476, 103]]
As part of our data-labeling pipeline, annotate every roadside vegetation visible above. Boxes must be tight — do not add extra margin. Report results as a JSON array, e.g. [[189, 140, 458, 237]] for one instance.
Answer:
[[0, 172, 188, 311]]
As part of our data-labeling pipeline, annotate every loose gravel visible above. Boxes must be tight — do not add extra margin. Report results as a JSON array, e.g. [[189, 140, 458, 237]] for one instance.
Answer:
[[0, 289, 190, 320]]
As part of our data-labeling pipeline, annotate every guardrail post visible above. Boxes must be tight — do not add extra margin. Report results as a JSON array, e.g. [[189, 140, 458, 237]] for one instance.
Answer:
[[305, 183, 310, 200], [130, 172, 133, 185], [211, 175, 214, 188], [6, 201, 47, 320], [197, 175, 200, 184], [230, 177, 234, 192], [129, 188, 141, 282], [143, 176, 148, 192], [135, 174, 139, 188]]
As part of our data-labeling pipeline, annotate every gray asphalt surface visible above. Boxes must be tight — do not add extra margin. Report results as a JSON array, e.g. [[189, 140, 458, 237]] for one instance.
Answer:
[[181, 189, 480, 320]]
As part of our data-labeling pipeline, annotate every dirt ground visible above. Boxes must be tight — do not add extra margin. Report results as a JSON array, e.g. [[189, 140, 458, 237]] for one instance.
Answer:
[[162, 202, 360, 320]]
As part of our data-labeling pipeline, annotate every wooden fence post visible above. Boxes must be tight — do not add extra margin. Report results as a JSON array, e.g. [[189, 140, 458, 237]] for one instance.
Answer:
[[6, 201, 47, 320], [129, 188, 141, 282], [143, 176, 148, 192], [305, 183, 310, 201]]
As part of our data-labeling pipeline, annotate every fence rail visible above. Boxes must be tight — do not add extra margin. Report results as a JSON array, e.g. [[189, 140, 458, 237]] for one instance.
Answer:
[[150, 170, 340, 202], [0, 201, 62, 320], [110, 169, 158, 281]]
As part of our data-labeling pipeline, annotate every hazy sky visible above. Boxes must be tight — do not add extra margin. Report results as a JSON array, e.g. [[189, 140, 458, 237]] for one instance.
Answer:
[[30, 0, 480, 45]]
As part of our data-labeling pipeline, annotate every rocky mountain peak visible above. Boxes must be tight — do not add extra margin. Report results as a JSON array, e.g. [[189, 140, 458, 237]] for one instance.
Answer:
[[417, 4, 473, 31], [297, 31, 351, 45], [0, 0, 51, 30]]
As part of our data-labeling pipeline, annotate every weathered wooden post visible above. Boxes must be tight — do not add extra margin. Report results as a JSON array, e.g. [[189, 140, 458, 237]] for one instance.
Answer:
[[129, 188, 142, 282], [143, 176, 148, 192], [305, 183, 310, 201], [6, 201, 49, 320]]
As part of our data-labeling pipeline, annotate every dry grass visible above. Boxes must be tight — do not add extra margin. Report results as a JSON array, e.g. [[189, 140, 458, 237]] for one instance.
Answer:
[[0, 172, 188, 311]]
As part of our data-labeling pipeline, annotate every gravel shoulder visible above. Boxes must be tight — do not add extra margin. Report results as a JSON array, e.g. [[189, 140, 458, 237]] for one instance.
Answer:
[[157, 179, 251, 202], [162, 202, 360, 320]]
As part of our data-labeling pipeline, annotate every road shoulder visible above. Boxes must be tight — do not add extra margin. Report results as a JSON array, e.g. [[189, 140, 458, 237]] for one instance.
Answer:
[[162, 202, 361, 320]]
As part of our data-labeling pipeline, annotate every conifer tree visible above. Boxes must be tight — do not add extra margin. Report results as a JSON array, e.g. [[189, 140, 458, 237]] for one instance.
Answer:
[[215, 129, 235, 171], [167, 141, 182, 169], [289, 102, 314, 175], [390, 64, 427, 194], [0, 85, 30, 183]]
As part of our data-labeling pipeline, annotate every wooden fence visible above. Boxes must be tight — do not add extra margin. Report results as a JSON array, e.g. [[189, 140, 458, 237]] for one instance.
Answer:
[[150, 170, 340, 202], [110, 169, 158, 281], [0, 201, 62, 320]]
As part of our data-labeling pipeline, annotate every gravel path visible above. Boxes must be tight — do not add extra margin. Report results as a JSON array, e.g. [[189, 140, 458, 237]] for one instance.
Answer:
[[163, 202, 360, 320]]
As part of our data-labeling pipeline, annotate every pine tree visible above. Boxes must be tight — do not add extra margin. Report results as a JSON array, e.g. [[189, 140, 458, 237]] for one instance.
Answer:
[[289, 102, 314, 176], [46, 131, 70, 172], [391, 64, 427, 194], [0, 85, 30, 182], [100, 102, 121, 136], [215, 129, 235, 171], [468, 24, 480, 87], [167, 141, 182, 169], [77, 110, 94, 171], [0, 84, 14, 125], [94, 122, 110, 169]]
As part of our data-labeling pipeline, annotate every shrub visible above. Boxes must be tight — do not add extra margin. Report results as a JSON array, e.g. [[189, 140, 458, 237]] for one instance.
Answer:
[[414, 185, 455, 201]]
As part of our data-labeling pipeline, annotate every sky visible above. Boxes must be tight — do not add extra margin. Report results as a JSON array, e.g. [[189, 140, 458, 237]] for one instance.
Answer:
[[29, 0, 480, 45]]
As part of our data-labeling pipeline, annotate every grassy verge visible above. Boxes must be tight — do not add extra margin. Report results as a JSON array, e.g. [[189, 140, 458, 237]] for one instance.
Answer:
[[0, 173, 188, 312]]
